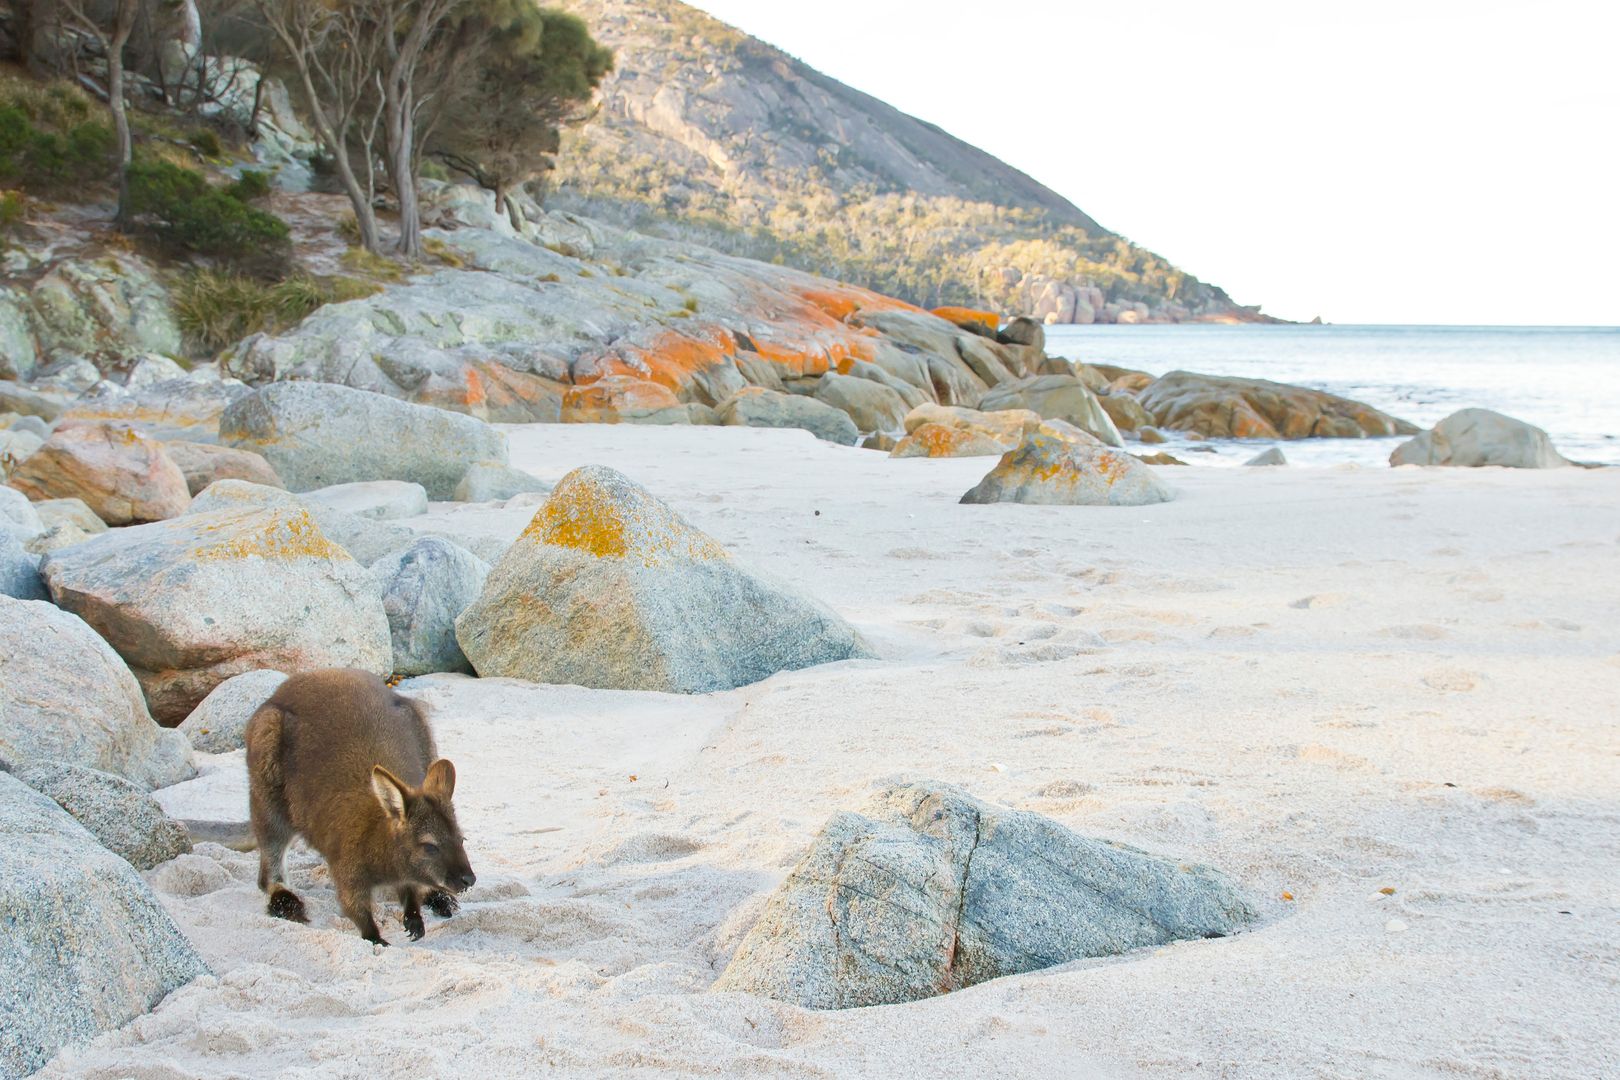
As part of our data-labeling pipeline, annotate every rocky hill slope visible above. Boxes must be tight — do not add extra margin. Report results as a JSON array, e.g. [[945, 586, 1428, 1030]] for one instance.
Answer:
[[550, 0, 1268, 324]]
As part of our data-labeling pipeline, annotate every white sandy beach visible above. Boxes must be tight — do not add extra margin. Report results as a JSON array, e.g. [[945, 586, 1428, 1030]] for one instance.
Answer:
[[40, 424, 1620, 1079]]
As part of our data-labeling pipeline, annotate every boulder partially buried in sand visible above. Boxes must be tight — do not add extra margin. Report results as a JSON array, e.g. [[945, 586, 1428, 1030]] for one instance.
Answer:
[[7, 421, 191, 525], [41, 506, 391, 723], [889, 403, 1041, 458], [369, 537, 490, 676], [1390, 408, 1569, 468], [0, 772, 208, 1078], [0, 596, 194, 788], [456, 465, 870, 692], [716, 387, 860, 445], [978, 374, 1124, 446], [220, 382, 508, 498], [14, 761, 192, 870], [961, 429, 1176, 506], [177, 669, 289, 754], [713, 780, 1257, 1009]]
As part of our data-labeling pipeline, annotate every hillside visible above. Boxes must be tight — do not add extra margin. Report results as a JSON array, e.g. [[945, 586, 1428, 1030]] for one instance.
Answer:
[[550, 0, 1269, 323]]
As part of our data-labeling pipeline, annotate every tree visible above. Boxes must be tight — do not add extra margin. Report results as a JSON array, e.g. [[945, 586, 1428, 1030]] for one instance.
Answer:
[[58, 0, 140, 223], [425, 7, 612, 230], [254, 0, 385, 253]]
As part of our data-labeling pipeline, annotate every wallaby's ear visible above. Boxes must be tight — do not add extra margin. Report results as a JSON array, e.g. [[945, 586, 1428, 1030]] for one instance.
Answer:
[[424, 759, 456, 801], [371, 766, 410, 821]]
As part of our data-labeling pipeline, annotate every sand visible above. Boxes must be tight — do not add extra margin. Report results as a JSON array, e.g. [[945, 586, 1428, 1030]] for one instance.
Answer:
[[41, 425, 1620, 1079]]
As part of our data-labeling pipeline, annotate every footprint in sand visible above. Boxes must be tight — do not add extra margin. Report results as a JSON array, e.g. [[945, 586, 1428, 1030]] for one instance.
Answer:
[[1033, 779, 1095, 799], [1209, 625, 1259, 639], [1292, 593, 1348, 610], [1377, 624, 1449, 640], [1423, 668, 1481, 692]]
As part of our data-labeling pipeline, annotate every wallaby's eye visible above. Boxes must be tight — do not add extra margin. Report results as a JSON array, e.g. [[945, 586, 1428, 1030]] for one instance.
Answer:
[[421, 842, 440, 857]]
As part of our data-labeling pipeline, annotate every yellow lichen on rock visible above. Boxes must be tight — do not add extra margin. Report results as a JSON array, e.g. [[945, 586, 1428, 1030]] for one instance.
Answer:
[[190, 509, 346, 563], [521, 467, 727, 567]]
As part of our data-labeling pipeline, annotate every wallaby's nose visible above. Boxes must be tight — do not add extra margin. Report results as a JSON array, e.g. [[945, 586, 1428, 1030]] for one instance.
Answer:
[[456, 870, 476, 891]]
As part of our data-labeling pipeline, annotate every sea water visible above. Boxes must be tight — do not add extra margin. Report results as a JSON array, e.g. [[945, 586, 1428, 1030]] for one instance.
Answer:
[[1045, 324, 1620, 466]]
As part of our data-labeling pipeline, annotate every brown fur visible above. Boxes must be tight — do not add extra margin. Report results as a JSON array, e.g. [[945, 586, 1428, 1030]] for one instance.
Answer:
[[245, 668, 475, 945]]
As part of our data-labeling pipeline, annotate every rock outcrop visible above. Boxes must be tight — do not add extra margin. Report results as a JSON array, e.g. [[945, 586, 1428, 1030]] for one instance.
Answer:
[[0, 772, 207, 1079], [716, 387, 860, 445], [561, 375, 698, 425], [812, 372, 910, 434], [978, 374, 1123, 446], [456, 465, 869, 692], [177, 669, 288, 754], [961, 429, 1176, 506], [0, 596, 194, 788], [713, 780, 1257, 1009], [7, 422, 191, 524], [14, 761, 192, 870], [369, 537, 490, 676], [42, 506, 391, 723], [1390, 408, 1569, 468], [1138, 372, 1417, 440], [58, 377, 249, 443], [220, 382, 508, 498]]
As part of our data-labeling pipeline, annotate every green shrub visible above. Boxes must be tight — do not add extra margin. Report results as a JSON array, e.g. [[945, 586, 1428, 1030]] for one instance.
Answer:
[[173, 269, 382, 352], [0, 105, 114, 190], [127, 158, 290, 271], [227, 170, 272, 202], [188, 128, 224, 158]]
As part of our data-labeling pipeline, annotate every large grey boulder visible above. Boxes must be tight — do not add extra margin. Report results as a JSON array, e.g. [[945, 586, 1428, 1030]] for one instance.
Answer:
[[220, 382, 508, 498], [6, 421, 191, 525], [0, 529, 47, 600], [1245, 447, 1288, 466], [41, 506, 391, 723], [303, 480, 429, 521], [453, 461, 551, 502], [962, 429, 1176, 507], [813, 372, 910, 434], [177, 669, 288, 754], [185, 478, 419, 566], [23, 252, 182, 366], [0, 596, 194, 789], [714, 781, 1257, 1009], [162, 440, 284, 495], [716, 387, 860, 445], [369, 537, 489, 676], [456, 465, 870, 693], [0, 772, 207, 1078], [1390, 408, 1569, 468], [978, 374, 1124, 447], [15, 761, 192, 870]]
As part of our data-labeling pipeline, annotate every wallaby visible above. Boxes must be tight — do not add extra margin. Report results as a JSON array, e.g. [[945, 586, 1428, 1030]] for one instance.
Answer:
[[245, 668, 476, 945]]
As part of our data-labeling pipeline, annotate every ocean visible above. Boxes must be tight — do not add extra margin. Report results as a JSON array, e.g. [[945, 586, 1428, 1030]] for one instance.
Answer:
[[1044, 324, 1620, 466]]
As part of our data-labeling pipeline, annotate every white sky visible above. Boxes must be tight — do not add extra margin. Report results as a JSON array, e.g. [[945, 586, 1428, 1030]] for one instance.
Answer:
[[687, 1, 1619, 325]]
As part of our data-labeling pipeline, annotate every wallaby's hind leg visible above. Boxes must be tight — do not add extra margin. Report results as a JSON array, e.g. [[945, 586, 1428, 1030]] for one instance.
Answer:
[[425, 889, 459, 919], [338, 874, 386, 946], [247, 702, 308, 924], [400, 886, 426, 941]]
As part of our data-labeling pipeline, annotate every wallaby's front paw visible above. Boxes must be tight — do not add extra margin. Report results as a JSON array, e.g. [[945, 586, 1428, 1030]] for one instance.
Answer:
[[404, 912, 425, 941], [267, 888, 308, 924], [426, 890, 459, 919]]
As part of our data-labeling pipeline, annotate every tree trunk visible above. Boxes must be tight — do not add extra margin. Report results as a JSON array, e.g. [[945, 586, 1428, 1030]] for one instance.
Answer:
[[384, 78, 422, 259], [290, 65, 380, 254], [108, 21, 133, 224]]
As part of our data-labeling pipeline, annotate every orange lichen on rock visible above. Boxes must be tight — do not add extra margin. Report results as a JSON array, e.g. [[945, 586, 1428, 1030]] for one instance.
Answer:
[[521, 468, 727, 567], [890, 423, 1012, 459], [593, 325, 739, 395], [932, 307, 1001, 333], [191, 509, 346, 563], [562, 376, 681, 423]]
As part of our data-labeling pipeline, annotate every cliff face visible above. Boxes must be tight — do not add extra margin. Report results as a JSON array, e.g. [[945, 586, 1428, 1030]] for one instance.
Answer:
[[551, 0, 1268, 324]]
